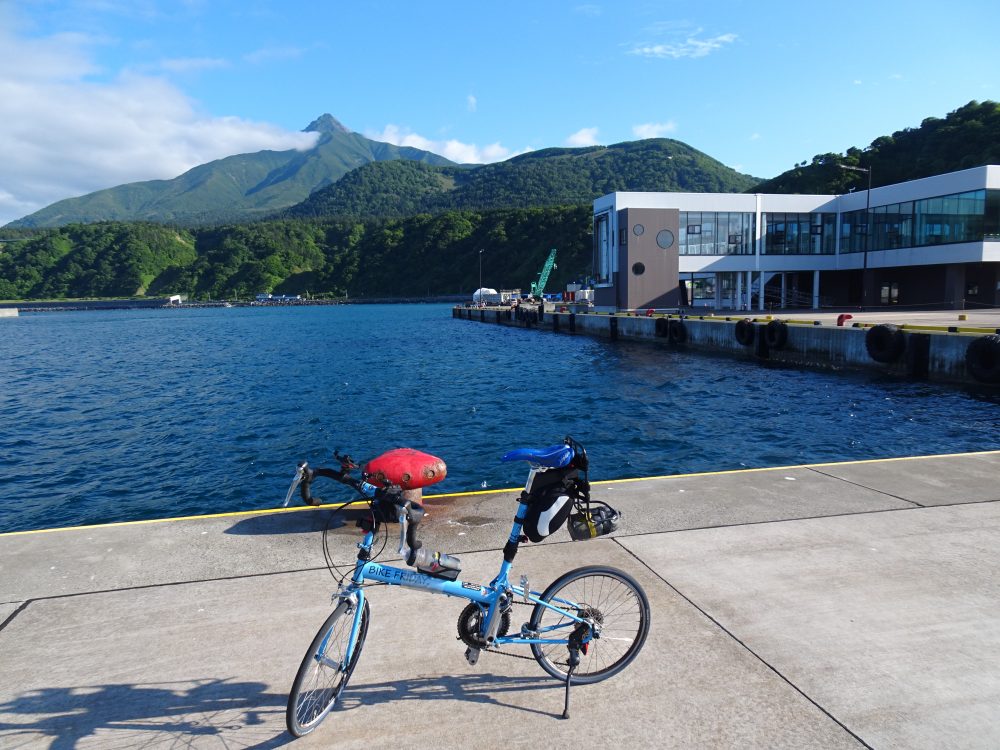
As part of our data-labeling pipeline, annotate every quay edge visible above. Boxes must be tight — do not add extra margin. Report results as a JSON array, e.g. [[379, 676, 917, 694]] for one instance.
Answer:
[[453, 305, 1000, 387]]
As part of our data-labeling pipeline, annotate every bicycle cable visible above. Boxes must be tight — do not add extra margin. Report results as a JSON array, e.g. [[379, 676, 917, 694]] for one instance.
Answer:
[[321, 497, 370, 584]]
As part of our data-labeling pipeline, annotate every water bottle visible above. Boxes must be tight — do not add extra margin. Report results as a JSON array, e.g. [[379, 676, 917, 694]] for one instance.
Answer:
[[409, 547, 462, 580]]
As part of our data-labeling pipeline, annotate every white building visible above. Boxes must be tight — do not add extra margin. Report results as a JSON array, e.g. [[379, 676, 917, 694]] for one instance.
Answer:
[[592, 165, 1000, 311]]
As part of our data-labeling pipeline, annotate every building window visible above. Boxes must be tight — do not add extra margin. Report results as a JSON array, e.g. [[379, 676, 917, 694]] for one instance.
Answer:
[[844, 188, 991, 253], [633, 223, 645, 236], [680, 212, 754, 256], [593, 212, 612, 285], [656, 229, 675, 249], [632, 262, 645, 276], [880, 282, 899, 305], [765, 212, 835, 254]]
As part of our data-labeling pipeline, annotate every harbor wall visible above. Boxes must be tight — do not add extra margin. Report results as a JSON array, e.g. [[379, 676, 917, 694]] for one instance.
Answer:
[[452, 306, 1000, 387]]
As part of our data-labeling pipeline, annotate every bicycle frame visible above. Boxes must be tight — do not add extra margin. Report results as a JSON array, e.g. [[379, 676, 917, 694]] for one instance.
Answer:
[[333, 493, 591, 662]]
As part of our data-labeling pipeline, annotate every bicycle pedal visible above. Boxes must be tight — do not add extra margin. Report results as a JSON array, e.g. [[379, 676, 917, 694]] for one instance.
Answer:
[[464, 647, 480, 666]]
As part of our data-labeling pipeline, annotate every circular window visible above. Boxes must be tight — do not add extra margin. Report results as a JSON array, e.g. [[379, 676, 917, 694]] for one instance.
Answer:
[[656, 229, 675, 249], [631, 262, 646, 276], [632, 223, 645, 236]]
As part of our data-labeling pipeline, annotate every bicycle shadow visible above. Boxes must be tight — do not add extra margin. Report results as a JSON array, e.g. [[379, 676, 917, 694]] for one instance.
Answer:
[[339, 672, 563, 719], [224, 508, 368, 536], [0, 677, 293, 749]]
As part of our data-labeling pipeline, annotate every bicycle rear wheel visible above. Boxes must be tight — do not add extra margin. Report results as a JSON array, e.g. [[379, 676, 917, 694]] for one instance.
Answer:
[[286, 598, 370, 737], [529, 565, 649, 684]]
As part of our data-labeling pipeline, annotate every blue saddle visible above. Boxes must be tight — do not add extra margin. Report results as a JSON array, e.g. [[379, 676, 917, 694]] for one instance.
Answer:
[[501, 443, 573, 468]]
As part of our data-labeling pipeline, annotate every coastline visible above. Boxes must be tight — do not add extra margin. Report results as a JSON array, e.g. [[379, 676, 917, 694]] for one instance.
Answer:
[[0, 295, 466, 313]]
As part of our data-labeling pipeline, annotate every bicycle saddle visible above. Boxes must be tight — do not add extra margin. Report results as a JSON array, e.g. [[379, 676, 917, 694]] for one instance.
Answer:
[[501, 443, 573, 468]]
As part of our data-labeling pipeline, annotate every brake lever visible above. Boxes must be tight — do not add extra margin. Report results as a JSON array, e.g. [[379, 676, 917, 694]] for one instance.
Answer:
[[282, 462, 307, 507], [397, 505, 410, 557]]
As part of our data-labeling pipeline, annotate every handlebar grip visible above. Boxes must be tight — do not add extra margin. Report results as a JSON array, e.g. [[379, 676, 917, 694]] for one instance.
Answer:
[[406, 504, 424, 555], [299, 469, 320, 506]]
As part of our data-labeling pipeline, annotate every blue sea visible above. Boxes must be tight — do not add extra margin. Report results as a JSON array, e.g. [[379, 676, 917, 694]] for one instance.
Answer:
[[1, 303, 998, 533]]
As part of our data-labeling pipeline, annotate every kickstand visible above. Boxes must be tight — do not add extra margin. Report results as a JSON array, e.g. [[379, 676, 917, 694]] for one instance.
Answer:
[[561, 648, 580, 719]]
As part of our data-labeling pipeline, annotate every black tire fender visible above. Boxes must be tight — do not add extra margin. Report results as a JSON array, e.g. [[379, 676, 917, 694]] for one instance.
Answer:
[[668, 319, 688, 344], [654, 317, 669, 338], [734, 318, 755, 347], [865, 324, 905, 363], [764, 320, 788, 350], [965, 334, 1000, 384]]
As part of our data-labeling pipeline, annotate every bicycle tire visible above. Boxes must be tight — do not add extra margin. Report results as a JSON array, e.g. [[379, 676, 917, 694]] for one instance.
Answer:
[[529, 565, 649, 684], [286, 598, 370, 737]]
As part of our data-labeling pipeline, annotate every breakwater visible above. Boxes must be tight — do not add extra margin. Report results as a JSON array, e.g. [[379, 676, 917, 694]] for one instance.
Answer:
[[454, 306, 1000, 387]]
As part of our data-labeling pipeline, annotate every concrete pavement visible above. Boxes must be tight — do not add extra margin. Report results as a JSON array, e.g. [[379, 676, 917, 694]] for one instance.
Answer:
[[2, 450, 999, 749]]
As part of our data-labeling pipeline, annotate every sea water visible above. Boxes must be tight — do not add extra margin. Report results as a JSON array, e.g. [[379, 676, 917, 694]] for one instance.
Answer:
[[1, 303, 998, 532]]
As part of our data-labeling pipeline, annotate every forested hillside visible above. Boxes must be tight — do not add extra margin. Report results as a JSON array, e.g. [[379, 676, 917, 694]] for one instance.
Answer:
[[0, 207, 591, 300], [753, 100, 1000, 194], [287, 138, 758, 219], [0, 223, 197, 299]]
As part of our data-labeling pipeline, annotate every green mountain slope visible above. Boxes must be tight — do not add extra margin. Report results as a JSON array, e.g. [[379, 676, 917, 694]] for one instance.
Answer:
[[287, 138, 758, 219], [0, 209, 591, 300], [0, 223, 197, 298], [8, 115, 457, 228], [752, 100, 1000, 194]]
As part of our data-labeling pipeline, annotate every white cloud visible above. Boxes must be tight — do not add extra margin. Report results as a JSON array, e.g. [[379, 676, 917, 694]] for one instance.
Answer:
[[632, 121, 677, 139], [0, 26, 317, 225], [566, 127, 599, 147], [750, 132, 761, 141], [367, 125, 523, 164], [629, 31, 737, 59], [467, 94, 477, 112], [575, 4, 602, 16]]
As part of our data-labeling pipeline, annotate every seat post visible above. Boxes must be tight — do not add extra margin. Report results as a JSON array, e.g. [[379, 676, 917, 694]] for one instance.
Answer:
[[502, 499, 530, 564]]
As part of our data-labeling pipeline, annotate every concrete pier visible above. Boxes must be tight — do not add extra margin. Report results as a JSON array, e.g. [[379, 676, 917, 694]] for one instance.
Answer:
[[1, 450, 999, 748], [455, 306, 1000, 387]]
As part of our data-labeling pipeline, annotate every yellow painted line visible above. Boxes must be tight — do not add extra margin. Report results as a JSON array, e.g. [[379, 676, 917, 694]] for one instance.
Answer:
[[589, 448, 1000, 485], [0, 501, 370, 537], [4, 449, 999, 537], [898, 324, 996, 334]]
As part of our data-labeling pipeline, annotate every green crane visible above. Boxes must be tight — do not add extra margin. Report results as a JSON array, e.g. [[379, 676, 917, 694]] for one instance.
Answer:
[[530, 248, 558, 298]]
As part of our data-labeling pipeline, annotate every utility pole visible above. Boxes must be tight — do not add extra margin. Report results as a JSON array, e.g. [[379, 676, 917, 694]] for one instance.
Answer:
[[839, 163, 872, 309], [478, 248, 484, 306]]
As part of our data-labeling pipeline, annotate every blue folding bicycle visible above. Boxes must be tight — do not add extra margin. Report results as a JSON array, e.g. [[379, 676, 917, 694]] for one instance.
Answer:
[[282, 436, 650, 737]]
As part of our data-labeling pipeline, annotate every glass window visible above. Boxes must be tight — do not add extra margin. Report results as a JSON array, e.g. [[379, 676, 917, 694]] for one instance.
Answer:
[[594, 213, 611, 284], [701, 214, 716, 256], [764, 212, 833, 254], [985, 190, 1000, 240]]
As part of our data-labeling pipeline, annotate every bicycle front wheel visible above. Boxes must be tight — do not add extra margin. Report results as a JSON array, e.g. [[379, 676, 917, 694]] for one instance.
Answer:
[[529, 565, 649, 684], [286, 597, 370, 737]]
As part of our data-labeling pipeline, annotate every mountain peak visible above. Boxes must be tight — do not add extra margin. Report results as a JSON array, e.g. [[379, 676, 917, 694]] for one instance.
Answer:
[[305, 114, 350, 135]]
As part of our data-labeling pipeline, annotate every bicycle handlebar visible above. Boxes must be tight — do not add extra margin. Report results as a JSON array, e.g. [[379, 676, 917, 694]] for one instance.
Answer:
[[284, 460, 423, 559]]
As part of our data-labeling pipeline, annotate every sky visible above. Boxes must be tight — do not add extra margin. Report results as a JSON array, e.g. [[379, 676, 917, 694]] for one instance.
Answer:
[[1, 0, 998, 226]]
